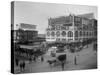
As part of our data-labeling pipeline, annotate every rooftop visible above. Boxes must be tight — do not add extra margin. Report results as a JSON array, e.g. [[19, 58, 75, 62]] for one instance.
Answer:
[[77, 13, 94, 19], [20, 23, 37, 30]]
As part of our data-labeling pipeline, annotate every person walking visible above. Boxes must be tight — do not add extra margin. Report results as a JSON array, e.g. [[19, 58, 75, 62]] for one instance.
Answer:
[[74, 55, 77, 65], [19, 61, 23, 72], [33, 56, 36, 62], [15, 58, 19, 66], [22, 61, 25, 71], [41, 56, 44, 62], [61, 61, 65, 71]]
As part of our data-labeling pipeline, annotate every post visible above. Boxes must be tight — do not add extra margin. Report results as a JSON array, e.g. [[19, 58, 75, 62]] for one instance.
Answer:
[[74, 55, 77, 65], [61, 61, 64, 71]]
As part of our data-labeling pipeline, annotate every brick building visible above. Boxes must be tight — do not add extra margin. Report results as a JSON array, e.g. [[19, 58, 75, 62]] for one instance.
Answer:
[[46, 13, 97, 43]]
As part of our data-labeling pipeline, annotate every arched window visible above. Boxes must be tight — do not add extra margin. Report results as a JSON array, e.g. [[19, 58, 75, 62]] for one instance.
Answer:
[[75, 31, 78, 37], [51, 31, 55, 37], [47, 31, 50, 36], [80, 31, 82, 36], [56, 31, 60, 37], [61, 31, 66, 37], [68, 31, 73, 37]]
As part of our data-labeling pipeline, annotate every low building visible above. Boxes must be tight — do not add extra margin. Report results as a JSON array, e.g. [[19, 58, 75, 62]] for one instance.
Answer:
[[17, 29, 38, 43], [37, 34, 46, 42], [13, 23, 38, 43]]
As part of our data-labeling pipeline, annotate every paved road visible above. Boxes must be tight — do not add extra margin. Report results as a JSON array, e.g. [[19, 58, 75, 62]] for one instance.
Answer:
[[15, 43, 97, 73]]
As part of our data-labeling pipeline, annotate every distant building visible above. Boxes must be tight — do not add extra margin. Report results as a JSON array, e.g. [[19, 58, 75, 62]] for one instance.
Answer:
[[46, 13, 97, 43], [13, 23, 38, 43], [37, 34, 46, 42], [93, 19, 97, 40]]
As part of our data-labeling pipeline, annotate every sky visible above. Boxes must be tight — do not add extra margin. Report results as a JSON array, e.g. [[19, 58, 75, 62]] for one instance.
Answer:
[[14, 1, 97, 34]]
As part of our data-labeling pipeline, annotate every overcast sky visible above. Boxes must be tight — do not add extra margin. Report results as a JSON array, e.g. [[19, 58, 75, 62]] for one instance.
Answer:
[[14, 1, 97, 34]]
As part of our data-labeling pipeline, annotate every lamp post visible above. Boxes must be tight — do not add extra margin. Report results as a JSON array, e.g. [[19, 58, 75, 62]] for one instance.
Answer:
[[74, 54, 77, 65]]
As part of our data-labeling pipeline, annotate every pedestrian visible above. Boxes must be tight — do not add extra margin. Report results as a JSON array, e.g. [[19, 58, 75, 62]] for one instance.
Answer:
[[15, 58, 19, 66], [61, 61, 65, 71], [33, 56, 36, 62], [22, 61, 25, 71], [29, 57, 32, 63], [19, 61, 23, 72], [41, 56, 44, 62]]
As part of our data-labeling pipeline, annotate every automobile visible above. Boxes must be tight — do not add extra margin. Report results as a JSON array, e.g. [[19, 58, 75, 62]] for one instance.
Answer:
[[51, 51, 56, 57]]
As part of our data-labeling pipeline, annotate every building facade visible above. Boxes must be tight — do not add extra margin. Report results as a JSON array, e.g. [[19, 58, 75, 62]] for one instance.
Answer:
[[13, 23, 38, 43], [17, 29, 38, 43], [46, 13, 96, 43]]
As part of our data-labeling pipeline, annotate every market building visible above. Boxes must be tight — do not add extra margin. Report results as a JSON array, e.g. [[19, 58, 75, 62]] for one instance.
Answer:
[[46, 13, 97, 43]]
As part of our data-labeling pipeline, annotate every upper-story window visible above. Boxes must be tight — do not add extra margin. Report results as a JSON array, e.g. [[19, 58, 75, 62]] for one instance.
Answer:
[[87, 32, 88, 36], [61, 26, 66, 30], [80, 31, 82, 36], [83, 31, 85, 36], [51, 26, 56, 30], [56, 25, 60, 30], [74, 16, 81, 23]]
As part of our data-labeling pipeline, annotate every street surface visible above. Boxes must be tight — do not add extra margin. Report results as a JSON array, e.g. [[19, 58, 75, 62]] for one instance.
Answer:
[[14, 43, 97, 73]]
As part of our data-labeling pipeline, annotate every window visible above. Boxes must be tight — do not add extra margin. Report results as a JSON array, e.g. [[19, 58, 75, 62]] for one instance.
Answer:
[[75, 31, 78, 37], [47, 31, 50, 36], [62, 38, 66, 42], [61, 31, 66, 37], [87, 32, 88, 36], [56, 25, 60, 30], [89, 32, 91, 36], [51, 31, 55, 37], [56, 38, 60, 41], [80, 31, 82, 36], [56, 31, 60, 37], [51, 26, 55, 30], [68, 39, 73, 41], [74, 16, 81, 23], [75, 23, 80, 26], [63, 23, 72, 26], [61, 26, 66, 30], [68, 31, 73, 37]]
